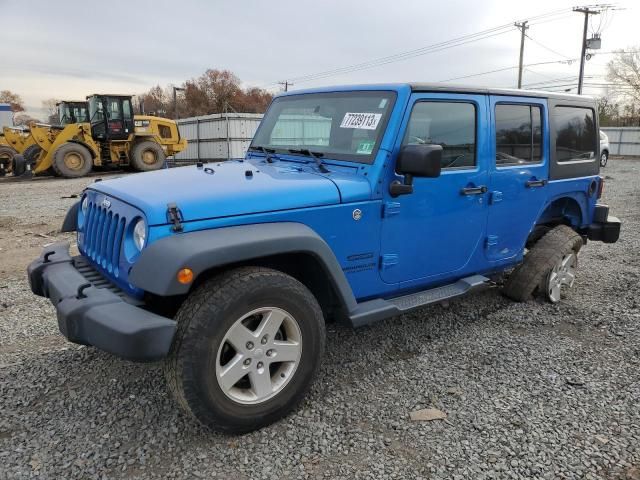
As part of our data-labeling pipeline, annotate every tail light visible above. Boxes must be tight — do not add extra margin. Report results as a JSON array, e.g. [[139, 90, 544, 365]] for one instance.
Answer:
[[597, 176, 605, 199]]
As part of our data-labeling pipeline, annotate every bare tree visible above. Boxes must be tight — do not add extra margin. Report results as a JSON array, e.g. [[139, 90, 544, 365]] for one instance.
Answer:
[[42, 98, 59, 124], [596, 96, 620, 126], [606, 49, 640, 103], [0, 90, 25, 112], [13, 113, 41, 126]]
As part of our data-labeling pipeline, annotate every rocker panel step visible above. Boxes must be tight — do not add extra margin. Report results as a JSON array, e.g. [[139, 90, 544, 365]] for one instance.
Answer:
[[390, 275, 489, 312], [348, 275, 489, 327]]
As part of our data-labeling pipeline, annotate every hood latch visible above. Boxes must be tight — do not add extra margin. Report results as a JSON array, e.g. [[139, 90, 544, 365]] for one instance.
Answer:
[[166, 202, 184, 232]]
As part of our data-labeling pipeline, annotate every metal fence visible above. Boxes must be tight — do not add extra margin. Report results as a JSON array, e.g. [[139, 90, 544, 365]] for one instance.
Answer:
[[173, 113, 263, 163], [601, 127, 640, 156]]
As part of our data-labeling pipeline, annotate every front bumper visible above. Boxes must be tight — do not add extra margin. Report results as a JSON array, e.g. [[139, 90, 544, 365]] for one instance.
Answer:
[[585, 204, 621, 244], [27, 242, 176, 362]]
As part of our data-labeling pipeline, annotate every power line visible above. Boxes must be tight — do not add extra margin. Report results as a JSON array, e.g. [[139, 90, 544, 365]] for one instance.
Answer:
[[524, 33, 573, 60], [277, 81, 293, 92], [278, 28, 518, 86], [437, 59, 579, 84], [267, 8, 574, 88]]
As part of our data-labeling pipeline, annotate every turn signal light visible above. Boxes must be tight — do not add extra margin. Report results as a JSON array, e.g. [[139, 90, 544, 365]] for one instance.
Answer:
[[177, 268, 194, 284]]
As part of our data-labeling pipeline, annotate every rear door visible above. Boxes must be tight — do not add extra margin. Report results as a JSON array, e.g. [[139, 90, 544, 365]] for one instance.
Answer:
[[485, 96, 549, 262]]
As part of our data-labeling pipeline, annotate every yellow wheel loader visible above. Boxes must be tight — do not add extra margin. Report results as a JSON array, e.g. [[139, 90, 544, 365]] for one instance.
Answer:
[[1, 100, 89, 175], [27, 94, 186, 178], [0, 127, 37, 173]]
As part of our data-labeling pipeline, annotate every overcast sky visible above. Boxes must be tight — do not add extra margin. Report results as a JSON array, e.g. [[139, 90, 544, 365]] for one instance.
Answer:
[[1, 0, 637, 118]]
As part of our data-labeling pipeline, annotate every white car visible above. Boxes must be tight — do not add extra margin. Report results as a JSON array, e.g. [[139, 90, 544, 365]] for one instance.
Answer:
[[600, 131, 610, 167]]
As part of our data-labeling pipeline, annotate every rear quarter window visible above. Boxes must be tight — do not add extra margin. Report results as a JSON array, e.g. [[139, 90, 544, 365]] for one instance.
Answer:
[[554, 106, 596, 163]]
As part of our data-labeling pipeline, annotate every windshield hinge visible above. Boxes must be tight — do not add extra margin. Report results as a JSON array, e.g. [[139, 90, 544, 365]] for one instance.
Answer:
[[166, 203, 184, 232]]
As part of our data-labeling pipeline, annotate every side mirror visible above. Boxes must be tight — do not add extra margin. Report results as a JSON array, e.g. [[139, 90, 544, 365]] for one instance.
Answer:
[[390, 144, 442, 197]]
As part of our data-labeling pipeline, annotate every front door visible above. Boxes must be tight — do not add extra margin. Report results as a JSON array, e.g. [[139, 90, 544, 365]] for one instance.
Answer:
[[380, 93, 490, 285], [485, 96, 549, 262]]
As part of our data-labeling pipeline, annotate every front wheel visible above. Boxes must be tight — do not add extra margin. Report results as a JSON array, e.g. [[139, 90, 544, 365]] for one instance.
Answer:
[[52, 143, 93, 178], [164, 267, 325, 433]]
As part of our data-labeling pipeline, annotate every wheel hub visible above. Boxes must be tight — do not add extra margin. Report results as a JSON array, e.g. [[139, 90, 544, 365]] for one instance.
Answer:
[[545, 252, 577, 303], [215, 307, 302, 405], [64, 152, 83, 170], [142, 150, 157, 165]]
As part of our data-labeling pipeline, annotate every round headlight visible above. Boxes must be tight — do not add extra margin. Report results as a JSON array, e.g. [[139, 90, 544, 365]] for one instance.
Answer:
[[81, 196, 89, 214], [133, 218, 147, 251]]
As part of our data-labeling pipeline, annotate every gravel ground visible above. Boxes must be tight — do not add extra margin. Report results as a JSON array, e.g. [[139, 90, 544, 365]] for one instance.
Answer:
[[0, 161, 639, 480]]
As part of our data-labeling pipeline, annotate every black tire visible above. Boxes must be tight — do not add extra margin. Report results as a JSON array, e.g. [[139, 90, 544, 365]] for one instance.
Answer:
[[130, 140, 166, 171], [600, 150, 609, 167], [164, 266, 326, 433], [23, 144, 42, 165], [0, 145, 18, 173], [503, 225, 583, 302], [0, 144, 17, 162], [11, 154, 26, 176], [52, 142, 93, 178]]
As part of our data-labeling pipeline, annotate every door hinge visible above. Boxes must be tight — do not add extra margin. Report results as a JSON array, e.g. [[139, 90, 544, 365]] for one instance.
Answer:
[[382, 201, 401, 218], [486, 235, 499, 248], [490, 191, 503, 204], [380, 254, 399, 269]]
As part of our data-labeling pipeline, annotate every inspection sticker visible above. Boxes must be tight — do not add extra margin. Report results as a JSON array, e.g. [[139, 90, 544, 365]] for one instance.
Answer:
[[340, 112, 382, 130], [356, 140, 375, 154]]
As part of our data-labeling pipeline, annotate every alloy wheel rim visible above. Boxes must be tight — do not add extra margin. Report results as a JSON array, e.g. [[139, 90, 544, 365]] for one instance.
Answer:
[[64, 152, 83, 170], [601, 153, 607, 165], [546, 252, 577, 303], [142, 150, 157, 165], [215, 307, 302, 405]]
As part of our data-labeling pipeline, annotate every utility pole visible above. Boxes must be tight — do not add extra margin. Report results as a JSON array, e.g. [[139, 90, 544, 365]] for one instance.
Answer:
[[278, 81, 293, 92], [574, 6, 600, 95], [515, 21, 529, 89], [172, 86, 185, 119]]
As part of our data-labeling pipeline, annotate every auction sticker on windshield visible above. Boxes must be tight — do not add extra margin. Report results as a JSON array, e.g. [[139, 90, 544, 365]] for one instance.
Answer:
[[340, 112, 382, 130]]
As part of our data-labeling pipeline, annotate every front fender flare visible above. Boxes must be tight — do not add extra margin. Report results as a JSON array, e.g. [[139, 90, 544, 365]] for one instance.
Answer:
[[129, 222, 357, 311]]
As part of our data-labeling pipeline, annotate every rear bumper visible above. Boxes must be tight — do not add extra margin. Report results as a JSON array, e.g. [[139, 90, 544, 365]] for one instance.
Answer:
[[585, 204, 621, 244], [27, 242, 176, 362]]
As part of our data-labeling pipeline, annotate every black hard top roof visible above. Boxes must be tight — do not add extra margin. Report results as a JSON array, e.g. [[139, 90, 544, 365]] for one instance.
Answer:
[[409, 83, 593, 102], [86, 94, 133, 99]]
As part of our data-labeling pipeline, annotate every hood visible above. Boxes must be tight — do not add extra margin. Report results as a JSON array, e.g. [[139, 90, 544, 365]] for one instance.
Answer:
[[89, 160, 356, 225]]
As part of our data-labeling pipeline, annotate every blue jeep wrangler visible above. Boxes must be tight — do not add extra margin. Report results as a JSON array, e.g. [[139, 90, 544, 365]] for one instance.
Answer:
[[28, 84, 620, 432]]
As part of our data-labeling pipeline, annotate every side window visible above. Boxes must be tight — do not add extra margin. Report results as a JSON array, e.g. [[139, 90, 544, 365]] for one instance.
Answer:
[[554, 106, 596, 162], [123, 99, 132, 119], [402, 101, 476, 169], [158, 124, 172, 139], [108, 101, 122, 120], [495, 104, 543, 166]]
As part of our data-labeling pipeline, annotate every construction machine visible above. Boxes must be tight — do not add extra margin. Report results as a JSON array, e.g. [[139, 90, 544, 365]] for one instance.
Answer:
[[0, 127, 36, 169], [1, 100, 89, 174], [25, 94, 186, 178]]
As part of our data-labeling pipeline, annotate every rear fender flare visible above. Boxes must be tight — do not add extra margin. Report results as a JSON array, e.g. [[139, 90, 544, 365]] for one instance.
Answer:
[[534, 193, 587, 229]]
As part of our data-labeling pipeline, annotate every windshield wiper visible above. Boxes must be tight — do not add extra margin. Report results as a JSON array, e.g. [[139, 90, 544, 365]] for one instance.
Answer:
[[248, 145, 278, 163], [287, 148, 329, 173]]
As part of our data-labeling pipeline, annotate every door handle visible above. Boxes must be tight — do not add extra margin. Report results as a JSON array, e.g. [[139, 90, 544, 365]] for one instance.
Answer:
[[461, 185, 488, 196], [526, 179, 547, 188]]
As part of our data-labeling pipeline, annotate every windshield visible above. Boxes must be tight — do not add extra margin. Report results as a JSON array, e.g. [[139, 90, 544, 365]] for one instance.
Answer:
[[88, 96, 103, 123], [252, 91, 396, 164], [58, 103, 88, 125]]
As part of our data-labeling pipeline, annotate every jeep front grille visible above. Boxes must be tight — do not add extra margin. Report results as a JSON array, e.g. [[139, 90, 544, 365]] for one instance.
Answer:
[[83, 201, 127, 277]]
